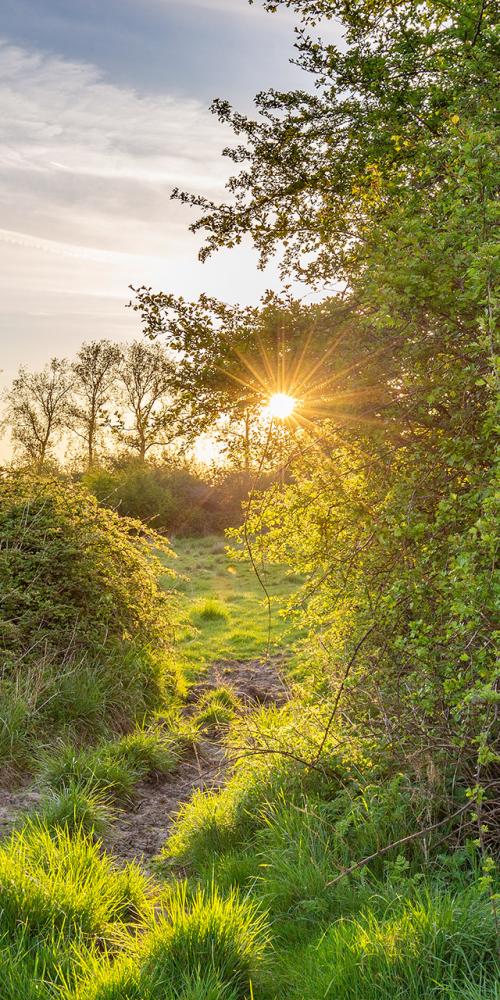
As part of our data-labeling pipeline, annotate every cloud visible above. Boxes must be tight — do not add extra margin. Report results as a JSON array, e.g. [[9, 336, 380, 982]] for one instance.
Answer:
[[0, 38, 233, 254]]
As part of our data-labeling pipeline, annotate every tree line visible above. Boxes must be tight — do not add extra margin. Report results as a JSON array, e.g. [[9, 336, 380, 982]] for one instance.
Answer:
[[2, 340, 178, 470]]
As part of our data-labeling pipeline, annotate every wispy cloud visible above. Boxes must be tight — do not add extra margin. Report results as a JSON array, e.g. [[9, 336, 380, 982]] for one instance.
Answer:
[[0, 38, 233, 254], [0, 38, 282, 427]]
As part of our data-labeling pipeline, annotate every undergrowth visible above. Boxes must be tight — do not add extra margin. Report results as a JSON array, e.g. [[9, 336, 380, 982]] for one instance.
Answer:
[[1, 538, 498, 998]]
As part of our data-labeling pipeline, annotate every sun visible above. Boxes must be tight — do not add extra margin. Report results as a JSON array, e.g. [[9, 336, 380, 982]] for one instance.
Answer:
[[265, 392, 296, 420]]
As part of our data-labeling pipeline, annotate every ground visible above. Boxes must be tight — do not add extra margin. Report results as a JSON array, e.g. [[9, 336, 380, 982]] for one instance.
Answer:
[[0, 535, 301, 859]]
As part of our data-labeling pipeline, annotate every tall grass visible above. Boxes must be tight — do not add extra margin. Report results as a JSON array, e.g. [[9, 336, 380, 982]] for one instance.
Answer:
[[64, 883, 268, 1000], [278, 885, 498, 999], [0, 820, 153, 993]]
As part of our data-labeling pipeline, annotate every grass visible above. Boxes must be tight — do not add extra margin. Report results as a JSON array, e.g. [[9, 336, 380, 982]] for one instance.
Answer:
[[58, 883, 267, 1000], [277, 885, 499, 999], [195, 687, 241, 732], [34, 781, 116, 838], [0, 647, 179, 777], [37, 724, 184, 805], [0, 821, 154, 994], [2, 535, 498, 1000], [159, 536, 306, 677]]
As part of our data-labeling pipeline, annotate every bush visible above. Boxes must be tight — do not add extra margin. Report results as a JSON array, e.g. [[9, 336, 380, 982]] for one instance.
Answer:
[[0, 471, 173, 669], [0, 473, 178, 766], [83, 463, 217, 536]]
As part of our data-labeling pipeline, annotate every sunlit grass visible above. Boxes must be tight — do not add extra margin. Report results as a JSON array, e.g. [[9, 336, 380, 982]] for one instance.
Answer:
[[160, 535, 306, 678]]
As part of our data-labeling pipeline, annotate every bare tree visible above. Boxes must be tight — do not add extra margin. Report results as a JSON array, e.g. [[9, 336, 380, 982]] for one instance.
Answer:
[[115, 341, 178, 461], [5, 359, 73, 470], [68, 340, 121, 468]]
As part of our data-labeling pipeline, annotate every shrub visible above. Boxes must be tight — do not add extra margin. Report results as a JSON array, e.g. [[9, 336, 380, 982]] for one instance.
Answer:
[[83, 463, 218, 536], [0, 471, 173, 670]]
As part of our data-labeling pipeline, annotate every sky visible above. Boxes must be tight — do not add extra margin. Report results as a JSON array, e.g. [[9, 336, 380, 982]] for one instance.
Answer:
[[0, 0, 331, 444]]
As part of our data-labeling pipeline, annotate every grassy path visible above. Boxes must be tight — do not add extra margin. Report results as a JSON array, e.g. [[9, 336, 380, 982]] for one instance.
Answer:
[[1, 537, 498, 999], [105, 654, 289, 865], [0, 536, 297, 857], [104, 536, 297, 864]]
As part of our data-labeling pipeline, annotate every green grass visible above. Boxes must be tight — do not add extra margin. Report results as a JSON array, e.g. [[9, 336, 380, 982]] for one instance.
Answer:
[[59, 883, 268, 1000], [37, 724, 183, 804], [277, 885, 499, 999], [0, 821, 154, 994], [2, 535, 498, 1000], [34, 781, 116, 838], [194, 687, 241, 732], [160, 536, 306, 677]]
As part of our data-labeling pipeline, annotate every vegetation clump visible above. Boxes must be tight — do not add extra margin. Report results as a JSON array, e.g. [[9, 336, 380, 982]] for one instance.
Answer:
[[0, 472, 176, 768]]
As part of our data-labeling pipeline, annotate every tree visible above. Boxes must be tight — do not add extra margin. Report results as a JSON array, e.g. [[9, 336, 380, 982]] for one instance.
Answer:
[[115, 341, 179, 462], [5, 359, 73, 470], [129, 289, 380, 471], [68, 340, 121, 469], [171, 0, 499, 792]]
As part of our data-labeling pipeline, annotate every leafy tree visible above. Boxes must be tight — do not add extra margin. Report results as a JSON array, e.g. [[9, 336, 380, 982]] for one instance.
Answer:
[[4, 359, 73, 471], [68, 340, 121, 469], [130, 289, 378, 470], [175, 0, 499, 796], [114, 340, 179, 462]]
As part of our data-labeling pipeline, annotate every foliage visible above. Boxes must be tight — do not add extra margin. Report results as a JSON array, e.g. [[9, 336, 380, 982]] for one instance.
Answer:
[[0, 471, 174, 669], [82, 461, 230, 535], [129, 289, 362, 470], [177, 0, 499, 814]]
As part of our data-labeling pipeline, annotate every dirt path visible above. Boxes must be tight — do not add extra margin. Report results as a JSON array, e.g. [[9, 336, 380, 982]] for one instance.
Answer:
[[0, 785, 42, 841], [104, 654, 289, 866], [0, 656, 288, 865]]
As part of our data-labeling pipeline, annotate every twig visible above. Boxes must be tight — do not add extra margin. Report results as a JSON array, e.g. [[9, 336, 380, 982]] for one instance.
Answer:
[[325, 799, 480, 887]]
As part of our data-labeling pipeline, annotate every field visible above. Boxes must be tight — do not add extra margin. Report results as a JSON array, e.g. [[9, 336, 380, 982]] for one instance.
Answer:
[[1, 536, 498, 999], [161, 535, 305, 670]]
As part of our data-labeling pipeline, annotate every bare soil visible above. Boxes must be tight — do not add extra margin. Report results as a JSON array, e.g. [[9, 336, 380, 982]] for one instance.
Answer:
[[106, 654, 289, 866], [0, 784, 42, 840], [0, 656, 288, 867]]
